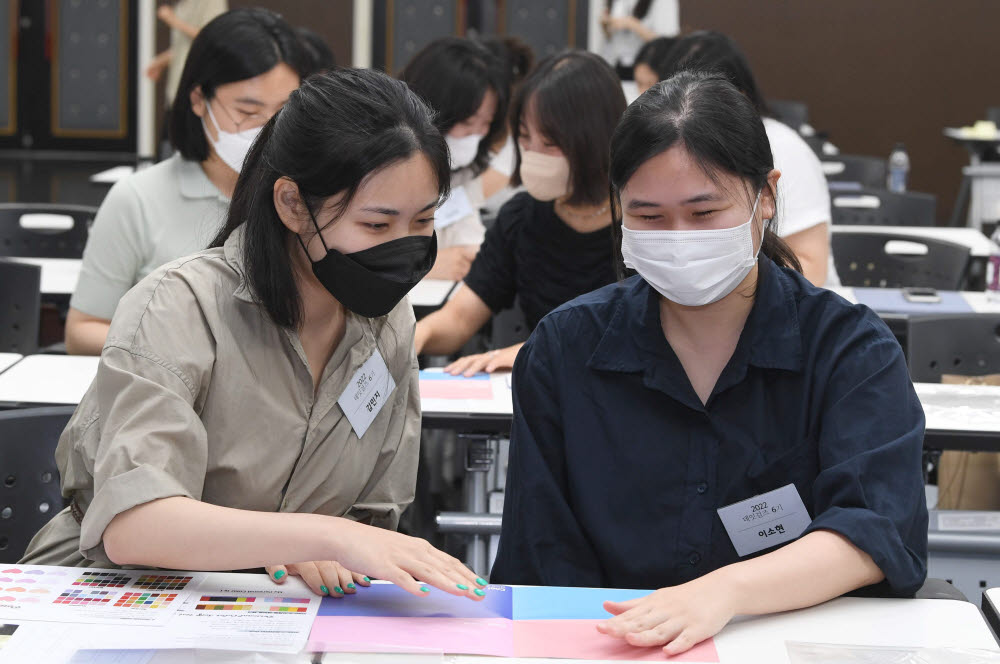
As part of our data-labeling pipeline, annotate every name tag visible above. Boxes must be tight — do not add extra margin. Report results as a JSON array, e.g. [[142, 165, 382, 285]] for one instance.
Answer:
[[338, 350, 397, 439], [434, 186, 474, 230], [717, 483, 811, 557]]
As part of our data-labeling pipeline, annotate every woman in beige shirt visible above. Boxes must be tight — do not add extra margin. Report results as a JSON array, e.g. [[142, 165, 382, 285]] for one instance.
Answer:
[[21, 68, 488, 602]]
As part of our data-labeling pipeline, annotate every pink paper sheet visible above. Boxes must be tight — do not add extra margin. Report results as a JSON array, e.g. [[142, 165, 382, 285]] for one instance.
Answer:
[[419, 379, 495, 400], [308, 616, 514, 657], [514, 620, 719, 662]]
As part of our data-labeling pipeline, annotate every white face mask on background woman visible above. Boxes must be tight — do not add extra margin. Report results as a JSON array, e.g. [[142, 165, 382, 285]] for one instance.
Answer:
[[203, 101, 263, 174], [519, 150, 571, 201], [620, 189, 768, 306], [445, 133, 484, 170]]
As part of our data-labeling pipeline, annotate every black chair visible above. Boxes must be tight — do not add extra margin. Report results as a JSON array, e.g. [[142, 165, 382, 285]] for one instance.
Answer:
[[0, 260, 40, 354], [767, 99, 809, 132], [0, 406, 75, 563], [832, 232, 971, 289], [490, 298, 530, 349], [0, 203, 96, 259], [831, 188, 937, 226], [906, 315, 1000, 383], [821, 155, 888, 189]]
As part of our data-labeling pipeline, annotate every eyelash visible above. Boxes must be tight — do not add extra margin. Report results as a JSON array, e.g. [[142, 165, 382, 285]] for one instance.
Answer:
[[364, 223, 389, 231], [693, 210, 717, 217], [417, 217, 435, 225]]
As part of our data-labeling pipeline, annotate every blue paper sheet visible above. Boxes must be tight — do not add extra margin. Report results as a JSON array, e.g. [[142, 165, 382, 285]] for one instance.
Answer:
[[853, 288, 974, 315]]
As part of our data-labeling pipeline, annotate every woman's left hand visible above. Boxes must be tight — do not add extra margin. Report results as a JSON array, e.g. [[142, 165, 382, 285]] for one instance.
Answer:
[[596, 573, 737, 656], [266, 561, 371, 598], [445, 344, 521, 377]]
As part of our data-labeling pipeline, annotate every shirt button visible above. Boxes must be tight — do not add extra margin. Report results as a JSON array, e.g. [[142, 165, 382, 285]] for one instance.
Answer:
[[696, 482, 708, 494], [689, 552, 702, 565]]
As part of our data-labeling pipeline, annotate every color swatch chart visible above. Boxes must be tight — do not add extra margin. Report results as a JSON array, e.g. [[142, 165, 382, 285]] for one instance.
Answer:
[[308, 583, 720, 661], [72, 572, 131, 588], [114, 592, 178, 609], [53, 589, 114, 606], [195, 595, 310, 613], [0, 567, 63, 604], [132, 574, 193, 591]]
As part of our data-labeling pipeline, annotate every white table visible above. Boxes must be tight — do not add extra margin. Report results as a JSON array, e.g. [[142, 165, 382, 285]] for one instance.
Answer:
[[832, 286, 1000, 314], [0, 352, 22, 374], [0, 354, 99, 406], [831, 225, 999, 257], [410, 279, 457, 310], [8, 257, 81, 296]]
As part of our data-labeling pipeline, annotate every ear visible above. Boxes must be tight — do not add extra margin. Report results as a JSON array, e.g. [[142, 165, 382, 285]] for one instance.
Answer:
[[762, 168, 781, 221], [273, 177, 309, 234], [190, 85, 207, 118]]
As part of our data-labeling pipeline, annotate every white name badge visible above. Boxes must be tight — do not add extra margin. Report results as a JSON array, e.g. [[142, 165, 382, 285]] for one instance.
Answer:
[[717, 483, 812, 557], [337, 350, 397, 439], [434, 186, 474, 230]]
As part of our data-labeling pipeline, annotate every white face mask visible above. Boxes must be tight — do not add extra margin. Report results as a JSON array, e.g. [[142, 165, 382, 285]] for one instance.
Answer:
[[445, 132, 485, 170], [202, 101, 263, 174], [621, 189, 768, 307], [519, 150, 571, 201]]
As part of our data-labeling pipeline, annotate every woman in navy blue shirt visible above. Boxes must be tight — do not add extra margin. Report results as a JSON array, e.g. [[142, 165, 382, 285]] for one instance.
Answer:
[[491, 71, 927, 656]]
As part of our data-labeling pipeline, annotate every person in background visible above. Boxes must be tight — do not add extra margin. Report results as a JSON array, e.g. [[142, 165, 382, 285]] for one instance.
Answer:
[[632, 36, 677, 94], [479, 37, 535, 206], [297, 26, 336, 73], [415, 51, 625, 375], [601, 0, 679, 80], [66, 9, 308, 355], [146, 0, 228, 108], [23, 67, 490, 603], [400, 38, 509, 281], [492, 71, 927, 655], [656, 30, 839, 287]]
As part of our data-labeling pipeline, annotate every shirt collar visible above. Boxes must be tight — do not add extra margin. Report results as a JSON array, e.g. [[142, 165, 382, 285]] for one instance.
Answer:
[[588, 257, 804, 407], [177, 155, 230, 202], [223, 225, 255, 304]]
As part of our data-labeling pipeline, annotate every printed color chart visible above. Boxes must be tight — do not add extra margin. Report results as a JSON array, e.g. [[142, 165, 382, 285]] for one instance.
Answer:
[[72, 572, 131, 588], [114, 592, 178, 609], [133, 575, 193, 591], [195, 595, 310, 613], [54, 590, 114, 606]]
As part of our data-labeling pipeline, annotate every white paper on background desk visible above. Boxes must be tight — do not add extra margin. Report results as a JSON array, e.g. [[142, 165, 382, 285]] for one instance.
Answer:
[[915, 383, 1000, 433], [0, 354, 99, 404], [89, 165, 136, 184], [7, 256, 82, 295], [787, 642, 1000, 663]]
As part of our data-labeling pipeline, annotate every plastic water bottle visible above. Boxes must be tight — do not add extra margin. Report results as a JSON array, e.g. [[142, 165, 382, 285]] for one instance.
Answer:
[[887, 143, 909, 193], [987, 225, 1000, 302]]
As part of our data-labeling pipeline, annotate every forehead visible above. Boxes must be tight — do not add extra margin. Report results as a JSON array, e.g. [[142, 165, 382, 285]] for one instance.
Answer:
[[346, 153, 439, 208], [622, 145, 745, 203]]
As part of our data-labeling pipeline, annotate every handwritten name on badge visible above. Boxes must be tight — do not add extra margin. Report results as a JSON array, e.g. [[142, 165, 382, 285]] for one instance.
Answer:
[[338, 350, 396, 439], [717, 483, 811, 557]]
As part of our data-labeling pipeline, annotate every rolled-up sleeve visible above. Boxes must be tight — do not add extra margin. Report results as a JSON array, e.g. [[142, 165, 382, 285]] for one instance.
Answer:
[[71, 180, 147, 320], [345, 353, 422, 531], [79, 345, 209, 562], [804, 318, 928, 596], [491, 316, 604, 586]]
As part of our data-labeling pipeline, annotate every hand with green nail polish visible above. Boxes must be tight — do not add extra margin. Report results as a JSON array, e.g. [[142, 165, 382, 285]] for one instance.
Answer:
[[265, 560, 368, 597]]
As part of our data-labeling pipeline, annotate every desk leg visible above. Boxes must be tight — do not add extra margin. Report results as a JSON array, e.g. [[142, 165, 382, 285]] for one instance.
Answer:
[[461, 435, 497, 576]]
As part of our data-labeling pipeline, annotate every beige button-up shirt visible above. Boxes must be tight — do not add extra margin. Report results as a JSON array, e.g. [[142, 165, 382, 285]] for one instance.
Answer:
[[22, 229, 421, 568]]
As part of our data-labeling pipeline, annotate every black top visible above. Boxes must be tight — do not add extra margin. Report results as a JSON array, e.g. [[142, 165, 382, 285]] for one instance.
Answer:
[[462, 192, 617, 330], [491, 258, 928, 597]]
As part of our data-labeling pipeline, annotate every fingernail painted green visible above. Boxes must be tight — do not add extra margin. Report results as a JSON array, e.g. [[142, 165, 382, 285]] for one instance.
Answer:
[[334, 587, 344, 594], [474, 589, 486, 597], [363, 576, 371, 582], [347, 583, 356, 590], [273, 570, 285, 580], [476, 577, 487, 586], [420, 587, 430, 593], [457, 584, 469, 590], [320, 586, 329, 595]]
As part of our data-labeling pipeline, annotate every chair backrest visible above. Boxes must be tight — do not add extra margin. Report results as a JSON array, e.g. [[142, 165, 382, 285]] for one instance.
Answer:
[[987, 106, 1000, 127], [490, 298, 530, 349], [821, 155, 888, 189], [0, 406, 75, 563], [907, 315, 1000, 383], [0, 260, 40, 354], [832, 232, 971, 289], [767, 99, 809, 132], [831, 188, 937, 226], [0, 203, 96, 259]]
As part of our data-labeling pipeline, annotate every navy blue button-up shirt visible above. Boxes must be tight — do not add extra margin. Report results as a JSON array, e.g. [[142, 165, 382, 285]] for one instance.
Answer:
[[491, 258, 928, 596]]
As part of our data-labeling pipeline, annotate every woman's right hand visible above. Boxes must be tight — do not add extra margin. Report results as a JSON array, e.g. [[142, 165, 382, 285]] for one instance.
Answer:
[[329, 519, 488, 600]]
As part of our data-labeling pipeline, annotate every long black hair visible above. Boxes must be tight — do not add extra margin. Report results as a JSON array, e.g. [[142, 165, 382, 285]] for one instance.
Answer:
[[170, 8, 310, 161], [400, 37, 509, 175], [633, 36, 678, 79], [609, 70, 802, 278], [509, 50, 626, 206], [655, 30, 769, 115], [210, 68, 450, 328]]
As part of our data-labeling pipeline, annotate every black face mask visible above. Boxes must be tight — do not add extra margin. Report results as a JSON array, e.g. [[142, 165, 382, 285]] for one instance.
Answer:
[[300, 206, 438, 318]]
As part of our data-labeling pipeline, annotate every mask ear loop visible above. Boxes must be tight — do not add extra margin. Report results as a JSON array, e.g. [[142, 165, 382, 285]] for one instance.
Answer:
[[296, 195, 331, 261], [751, 187, 770, 260]]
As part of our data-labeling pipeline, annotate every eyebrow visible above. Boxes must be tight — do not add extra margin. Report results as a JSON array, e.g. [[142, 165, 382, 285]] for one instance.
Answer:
[[625, 193, 723, 210], [360, 200, 439, 216], [232, 97, 265, 106]]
